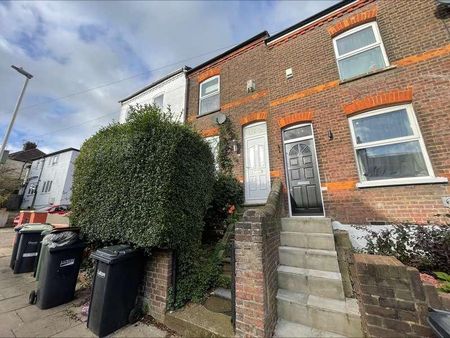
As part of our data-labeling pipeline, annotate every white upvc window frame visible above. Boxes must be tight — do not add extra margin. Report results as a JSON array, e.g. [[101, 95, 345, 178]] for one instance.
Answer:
[[332, 21, 390, 81], [198, 75, 220, 115], [348, 104, 447, 188], [153, 93, 164, 109]]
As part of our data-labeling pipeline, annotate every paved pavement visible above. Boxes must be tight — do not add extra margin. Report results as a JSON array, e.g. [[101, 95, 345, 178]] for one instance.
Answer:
[[0, 228, 170, 337]]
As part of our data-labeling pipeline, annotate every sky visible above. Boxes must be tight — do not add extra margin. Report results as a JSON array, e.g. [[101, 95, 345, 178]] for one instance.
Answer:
[[0, 0, 338, 154]]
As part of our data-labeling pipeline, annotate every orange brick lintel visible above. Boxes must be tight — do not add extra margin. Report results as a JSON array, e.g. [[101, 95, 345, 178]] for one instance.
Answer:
[[222, 89, 268, 111], [323, 180, 357, 191], [240, 111, 268, 126], [278, 111, 313, 129], [343, 88, 413, 117], [200, 127, 219, 138], [197, 67, 220, 83], [327, 6, 378, 37]]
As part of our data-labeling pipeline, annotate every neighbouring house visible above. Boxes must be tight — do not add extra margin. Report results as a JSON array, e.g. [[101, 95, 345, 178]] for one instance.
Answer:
[[186, 0, 450, 226], [0, 143, 45, 210], [21, 148, 80, 210], [118, 66, 191, 124]]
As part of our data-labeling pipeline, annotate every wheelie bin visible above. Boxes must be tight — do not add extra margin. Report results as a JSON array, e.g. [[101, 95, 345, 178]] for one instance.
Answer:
[[87, 245, 144, 337], [29, 229, 85, 309], [13, 224, 53, 274], [10, 223, 45, 269], [33, 228, 53, 278]]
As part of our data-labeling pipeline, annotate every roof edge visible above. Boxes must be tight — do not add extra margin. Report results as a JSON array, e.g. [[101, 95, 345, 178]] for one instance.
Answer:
[[187, 31, 269, 75], [42, 147, 80, 158], [119, 66, 191, 103], [266, 0, 357, 44]]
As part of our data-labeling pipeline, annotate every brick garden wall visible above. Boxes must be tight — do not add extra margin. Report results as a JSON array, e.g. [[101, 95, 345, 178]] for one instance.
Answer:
[[353, 254, 433, 337], [234, 179, 283, 338], [186, 0, 450, 225], [140, 249, 173, 322]]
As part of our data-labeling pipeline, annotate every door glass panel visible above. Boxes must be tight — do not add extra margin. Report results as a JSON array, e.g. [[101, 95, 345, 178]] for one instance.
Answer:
[[284, 125, 312, 141], [356, 141, 429, 181], [258, 145, 265, 168], [249, 146, 255, 168], [352, 109, 413, 144]]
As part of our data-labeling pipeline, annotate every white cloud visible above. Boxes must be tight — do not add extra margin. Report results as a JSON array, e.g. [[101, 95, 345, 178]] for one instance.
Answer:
[[0, 0, 337, 153]]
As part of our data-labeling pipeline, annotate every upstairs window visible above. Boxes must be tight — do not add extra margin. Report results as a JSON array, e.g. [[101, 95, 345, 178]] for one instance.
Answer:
[[349, 105, 434, 185], [333, 22, 389, 81], [199, 76, 220, 115], [153, 94, 164, 110]]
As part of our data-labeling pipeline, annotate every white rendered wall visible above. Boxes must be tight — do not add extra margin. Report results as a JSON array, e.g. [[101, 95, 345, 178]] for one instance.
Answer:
[[119, 72, 187, 124], [21, 150, 79, 210]]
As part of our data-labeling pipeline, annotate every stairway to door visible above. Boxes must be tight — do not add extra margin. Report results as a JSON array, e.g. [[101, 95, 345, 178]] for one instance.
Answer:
[[274, 217, 363, 338]]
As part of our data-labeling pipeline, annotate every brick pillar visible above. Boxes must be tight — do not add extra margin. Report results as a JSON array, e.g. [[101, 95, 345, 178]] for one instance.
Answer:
[[353, 254, 433, 338], [141, 249, 173, 322], [29, 211, 47, 224]]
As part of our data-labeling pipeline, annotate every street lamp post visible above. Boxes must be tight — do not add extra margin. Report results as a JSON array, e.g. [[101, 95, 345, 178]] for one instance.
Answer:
[[0, 65, 33, 162]]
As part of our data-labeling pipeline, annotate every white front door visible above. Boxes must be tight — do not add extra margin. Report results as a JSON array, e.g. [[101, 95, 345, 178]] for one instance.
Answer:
[[244, 122, 271, 204]]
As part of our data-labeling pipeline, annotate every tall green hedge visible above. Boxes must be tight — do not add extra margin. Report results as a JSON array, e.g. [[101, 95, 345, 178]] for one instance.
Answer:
[[71, 105, 215, 251]]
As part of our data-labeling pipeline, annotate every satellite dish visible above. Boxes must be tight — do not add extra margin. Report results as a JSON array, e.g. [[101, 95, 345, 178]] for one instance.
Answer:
[[215, 113, 227, 125]]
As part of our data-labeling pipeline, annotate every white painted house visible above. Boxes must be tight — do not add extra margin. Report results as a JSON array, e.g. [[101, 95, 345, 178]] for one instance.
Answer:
[[119, 66, 191, 123], [21, 148, 79, 210]]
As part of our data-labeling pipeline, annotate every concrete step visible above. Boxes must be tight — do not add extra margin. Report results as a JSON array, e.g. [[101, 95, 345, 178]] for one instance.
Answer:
[[165, 303, 234, 338], [281, 217, 332, 234], [277, 289, 363, 337], [274, 319, 345, 338], [204, 288, 231, 315], [277, 265, 344, 300], [279, 246, 340, 272], [280, 232, 335, 250]]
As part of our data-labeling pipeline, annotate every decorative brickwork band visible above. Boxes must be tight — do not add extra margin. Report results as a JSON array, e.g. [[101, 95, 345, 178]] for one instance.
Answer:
[[197, 67, 220, 83], [395, 43, 450, 67], [240, 111, 268, 126], [278, 111, 313, 129], [324, 180, 357, 191], [270, 170, 281, 178], [343, 88, 413, 117], [270, 81, 338, 107], [327, 6, 378, 37], [200, 127, 220, 137], [222, 89, 268, 111]]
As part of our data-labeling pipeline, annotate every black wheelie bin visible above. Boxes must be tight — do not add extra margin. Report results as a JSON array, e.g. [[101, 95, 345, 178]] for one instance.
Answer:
[[10, 223, 45, 269], [13, 224, 53, 274], [87, 245, 144, 337], [29, 229, 85, 309]]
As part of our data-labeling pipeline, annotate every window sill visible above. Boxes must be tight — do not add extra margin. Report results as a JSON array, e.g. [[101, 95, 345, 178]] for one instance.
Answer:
[[356, 177, 448, 189], [339, 65, 397, 85], [196, 109, 221, 119]]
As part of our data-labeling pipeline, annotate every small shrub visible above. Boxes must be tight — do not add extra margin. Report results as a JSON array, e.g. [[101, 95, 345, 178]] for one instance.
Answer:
[[203, 173, 243, 243], [365, 224, 449, 273]]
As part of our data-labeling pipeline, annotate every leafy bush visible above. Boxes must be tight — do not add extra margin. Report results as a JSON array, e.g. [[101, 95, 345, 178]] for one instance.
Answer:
[[71, 105, 216, 306], [203, 173, 243, 242], [365, 225, 450, 273], [435, 272, 450, 293], [71, 105, 215, 249]]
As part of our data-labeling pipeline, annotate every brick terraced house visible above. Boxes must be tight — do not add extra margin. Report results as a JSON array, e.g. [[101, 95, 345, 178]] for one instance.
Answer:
[[186, 0, 450, 226]]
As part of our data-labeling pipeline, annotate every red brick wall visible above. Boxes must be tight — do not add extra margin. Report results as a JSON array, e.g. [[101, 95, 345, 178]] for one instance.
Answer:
[[234, 179, 283, 338], [353, 254, 433, 338], [140, 249, 173, 321], [186, 0, 450, 225]]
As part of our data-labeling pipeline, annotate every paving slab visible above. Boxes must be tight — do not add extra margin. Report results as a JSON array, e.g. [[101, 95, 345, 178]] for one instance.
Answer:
[[52, 323, 95, 337], [112, 322, 167, 337], [0, 295, 32, 314], [0, 311, 23, 337], [13, 309, 82, 337]]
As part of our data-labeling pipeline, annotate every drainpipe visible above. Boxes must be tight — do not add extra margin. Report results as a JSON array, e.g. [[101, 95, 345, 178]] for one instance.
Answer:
[[183, 68, 190, 125], [31, 157, 45, 209]]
